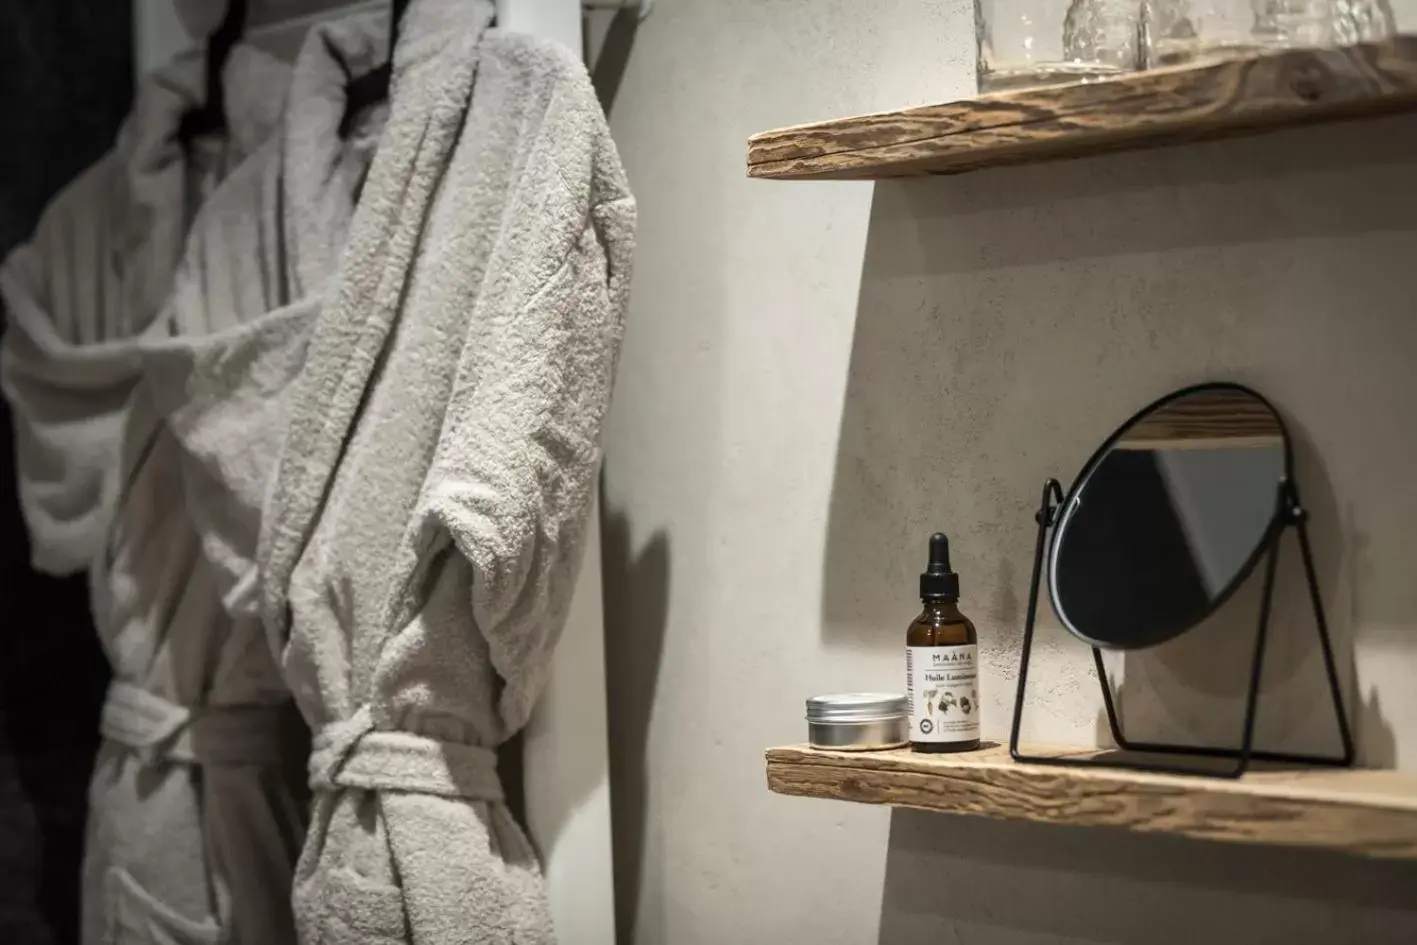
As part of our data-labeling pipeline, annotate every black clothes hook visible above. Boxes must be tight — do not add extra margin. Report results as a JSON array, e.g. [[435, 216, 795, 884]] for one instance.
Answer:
[[179, 0, 249, 142], [340, 0, 410, 136]]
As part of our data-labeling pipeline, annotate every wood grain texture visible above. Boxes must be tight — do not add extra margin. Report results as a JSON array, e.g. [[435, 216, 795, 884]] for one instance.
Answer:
[[1115, 389, 1284, 450], [765, 744, 1417, 859], [747, 37, 1417, 179]]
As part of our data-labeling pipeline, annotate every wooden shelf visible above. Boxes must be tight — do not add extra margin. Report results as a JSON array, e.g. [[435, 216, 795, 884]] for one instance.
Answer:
[[766, 743, 1417, 859], [747, 37, 1417, 180]]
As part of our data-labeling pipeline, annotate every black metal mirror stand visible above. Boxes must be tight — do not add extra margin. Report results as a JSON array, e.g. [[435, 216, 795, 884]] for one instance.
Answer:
[[1009, 478, 1355, 779]]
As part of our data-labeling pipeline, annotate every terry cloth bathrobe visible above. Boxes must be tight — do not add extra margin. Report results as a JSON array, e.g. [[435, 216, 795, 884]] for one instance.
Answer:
[[0, 48, 308, 945], [1, 48, 284, 573], [140, 0, 635, 939], [118, 10, 400, 945], [267, 6, 635, 937]]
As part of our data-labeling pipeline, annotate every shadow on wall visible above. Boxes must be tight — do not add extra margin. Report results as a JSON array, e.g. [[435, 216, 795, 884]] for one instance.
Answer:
[[876, 809, 1417, 944], [588, 5, 644, 114], [600, 499, 670, 945], [819, 113, 1417, 766]]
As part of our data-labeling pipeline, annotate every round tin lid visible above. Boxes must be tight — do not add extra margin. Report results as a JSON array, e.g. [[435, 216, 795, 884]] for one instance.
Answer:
[[806, 693, 908, 723]]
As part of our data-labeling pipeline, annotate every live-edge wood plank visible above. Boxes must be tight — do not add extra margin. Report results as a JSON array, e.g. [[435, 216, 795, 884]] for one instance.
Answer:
[[765, 744, 1417, 859], [747, 36, 1417, 179]]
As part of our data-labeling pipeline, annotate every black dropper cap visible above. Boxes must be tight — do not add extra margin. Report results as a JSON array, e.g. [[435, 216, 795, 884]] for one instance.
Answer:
[[920, 532, 959, 601]]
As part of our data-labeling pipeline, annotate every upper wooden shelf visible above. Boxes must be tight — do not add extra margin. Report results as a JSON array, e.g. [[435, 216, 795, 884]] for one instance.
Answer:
[[746, 36, 1417, 180], [766, 743, 1417, 859]]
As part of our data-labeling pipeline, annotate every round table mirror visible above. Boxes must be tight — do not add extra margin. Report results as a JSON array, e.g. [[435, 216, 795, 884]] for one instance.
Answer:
[[1048, 384, 1289, 649]]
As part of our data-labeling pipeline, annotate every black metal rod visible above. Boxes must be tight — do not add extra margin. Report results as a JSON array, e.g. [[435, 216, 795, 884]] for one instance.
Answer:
[[1010, 479, 1062, 761], [1230, 531, 1282, 776], [1009, 749, 1229, 777], [1088, 741, 1351, 765], [1093, 647, 1128, 747], [1004, 747, 1347, 777], [1290, 481, 1356, 766]]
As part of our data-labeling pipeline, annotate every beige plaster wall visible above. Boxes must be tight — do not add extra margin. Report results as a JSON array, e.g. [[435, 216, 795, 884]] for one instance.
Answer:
[[599, 1, 1417, 941]]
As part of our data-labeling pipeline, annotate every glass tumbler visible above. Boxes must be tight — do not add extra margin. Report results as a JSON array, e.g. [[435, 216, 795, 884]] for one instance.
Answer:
[[1280, 0, 1395, 45], [1143, 0, 1395, 67], [976, 0, 1142, 93]]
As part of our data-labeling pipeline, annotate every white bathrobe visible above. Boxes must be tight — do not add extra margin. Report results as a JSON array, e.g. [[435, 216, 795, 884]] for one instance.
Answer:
[[141, 0, 635, 940], [142, 10, 391, 626], [0, 48, 307, 945], [0, 49, 283, 574]]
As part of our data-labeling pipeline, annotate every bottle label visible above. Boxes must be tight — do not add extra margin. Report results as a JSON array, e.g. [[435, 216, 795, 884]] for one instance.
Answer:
[[906, 645, 980, 743]]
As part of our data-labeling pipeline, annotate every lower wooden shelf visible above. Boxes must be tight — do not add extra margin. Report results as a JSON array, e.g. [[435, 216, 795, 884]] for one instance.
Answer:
[[766, 743, 1417, 859]]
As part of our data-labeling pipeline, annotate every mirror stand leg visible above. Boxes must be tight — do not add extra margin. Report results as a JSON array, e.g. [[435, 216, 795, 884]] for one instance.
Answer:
[[1010, 479, 1063, 762], [1092, 647, 1129, 748], [1228, 527, 1283, 777], [1288, 483, 1357, 766]]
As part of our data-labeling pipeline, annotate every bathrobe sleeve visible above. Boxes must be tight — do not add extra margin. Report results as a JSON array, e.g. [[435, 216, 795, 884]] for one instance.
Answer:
[[419, 53, 636, 734], [0, 159, 162, 574]]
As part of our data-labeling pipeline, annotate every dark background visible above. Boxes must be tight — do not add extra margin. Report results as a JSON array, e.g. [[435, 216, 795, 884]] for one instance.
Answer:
[[0, 2, 133, 942]]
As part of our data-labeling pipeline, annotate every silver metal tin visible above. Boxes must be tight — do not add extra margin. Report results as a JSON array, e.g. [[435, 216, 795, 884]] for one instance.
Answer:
[[806, 693, 908, 751]]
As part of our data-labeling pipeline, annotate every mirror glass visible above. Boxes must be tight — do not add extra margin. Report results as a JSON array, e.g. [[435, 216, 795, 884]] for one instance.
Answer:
[[1049, 386, 1288, 649]]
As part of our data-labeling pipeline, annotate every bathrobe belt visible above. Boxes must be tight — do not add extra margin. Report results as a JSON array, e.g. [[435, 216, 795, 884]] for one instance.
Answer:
[[307, 705, 504, 801], [100, 680, 295, 766]]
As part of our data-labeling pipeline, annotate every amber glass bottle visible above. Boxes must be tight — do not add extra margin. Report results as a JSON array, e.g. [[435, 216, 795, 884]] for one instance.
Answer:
[[906, 533, 981, 752]]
